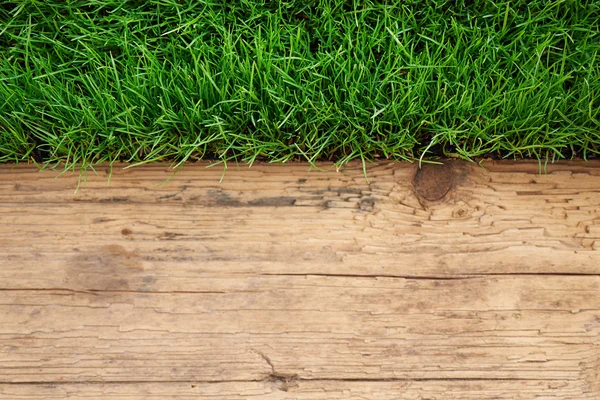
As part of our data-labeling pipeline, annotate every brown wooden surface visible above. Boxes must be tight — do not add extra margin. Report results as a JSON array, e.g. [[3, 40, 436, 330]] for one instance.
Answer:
[[1, 160, 599, 399]]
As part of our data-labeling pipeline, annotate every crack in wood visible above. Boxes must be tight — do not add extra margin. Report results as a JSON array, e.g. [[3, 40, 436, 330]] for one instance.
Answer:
[[251, 350, 299, 391], [0, 377, 575, 385], [1, 271, 600, 295], [252, 272, 600, 280]]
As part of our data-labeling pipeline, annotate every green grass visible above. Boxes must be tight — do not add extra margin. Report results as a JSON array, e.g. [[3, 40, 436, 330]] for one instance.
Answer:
[[1, 0, 599, 170]]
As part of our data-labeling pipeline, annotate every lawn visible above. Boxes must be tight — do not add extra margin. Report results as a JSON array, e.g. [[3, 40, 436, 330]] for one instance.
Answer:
[[1, 0, 599, 170]]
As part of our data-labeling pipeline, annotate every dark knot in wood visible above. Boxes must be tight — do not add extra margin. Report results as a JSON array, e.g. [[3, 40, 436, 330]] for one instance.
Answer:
[[413, 162, 454, 202]]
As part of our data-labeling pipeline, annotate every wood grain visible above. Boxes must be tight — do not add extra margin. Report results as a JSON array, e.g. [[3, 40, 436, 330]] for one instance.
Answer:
[[1, 160, 599, 398], [0, 380, 591, 399]]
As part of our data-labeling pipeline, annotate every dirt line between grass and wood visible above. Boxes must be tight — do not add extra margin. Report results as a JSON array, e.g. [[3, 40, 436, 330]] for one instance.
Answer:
[[0, 160, 599, 399]]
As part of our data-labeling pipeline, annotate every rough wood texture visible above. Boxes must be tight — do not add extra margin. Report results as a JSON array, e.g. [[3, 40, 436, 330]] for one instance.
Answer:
[[1, 160, 599, 399], [0, 381, 591, 399]]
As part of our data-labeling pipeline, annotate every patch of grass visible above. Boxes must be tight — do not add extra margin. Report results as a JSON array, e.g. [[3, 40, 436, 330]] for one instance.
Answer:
[[1, 0, 599, 169]]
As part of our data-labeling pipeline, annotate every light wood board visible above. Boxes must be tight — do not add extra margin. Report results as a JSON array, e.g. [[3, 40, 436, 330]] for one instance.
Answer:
[[1, 160, 599, 399]]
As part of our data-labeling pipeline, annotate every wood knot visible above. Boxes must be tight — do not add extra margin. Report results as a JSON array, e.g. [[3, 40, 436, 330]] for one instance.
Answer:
[[452, 206, 470, 218], [413, 163, 454, 202]]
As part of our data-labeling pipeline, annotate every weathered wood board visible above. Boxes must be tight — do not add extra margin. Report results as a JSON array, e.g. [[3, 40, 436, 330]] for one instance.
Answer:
[[0, 161, 599, 399]]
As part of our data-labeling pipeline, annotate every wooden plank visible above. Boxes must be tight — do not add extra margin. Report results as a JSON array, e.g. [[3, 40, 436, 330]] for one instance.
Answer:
[[1, 161, 600, 290], [0, 380, 592, 399], [0, 277, 599, 383], [1, 161, 599, 398]]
